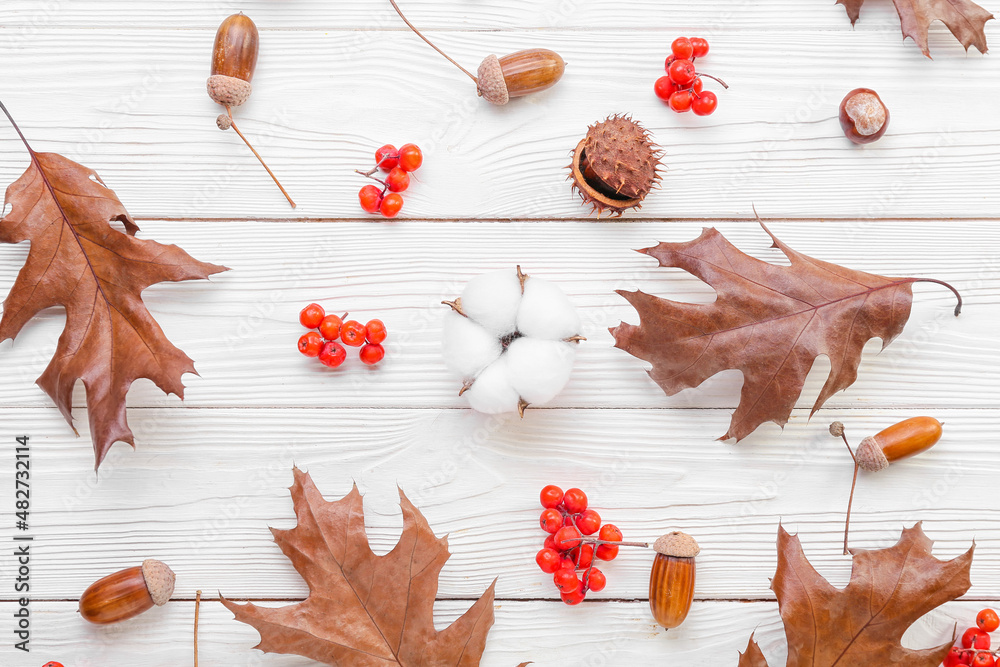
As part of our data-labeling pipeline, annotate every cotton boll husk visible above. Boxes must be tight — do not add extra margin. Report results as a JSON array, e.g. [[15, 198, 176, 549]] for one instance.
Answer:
[[461, 269, 522, 336], [442, 311, 502, 379], [516, 277, 581, 340], [465, 356, 522, 414], [505, 338, 576, 405]]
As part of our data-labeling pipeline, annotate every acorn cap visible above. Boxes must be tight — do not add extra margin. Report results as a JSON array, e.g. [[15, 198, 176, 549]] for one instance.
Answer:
[[141, 559, 176, 607], [856, 436, 890, 472], [653, 531, 700, 558], [477, 54, 509, 106], [207, 74, 253, 107]]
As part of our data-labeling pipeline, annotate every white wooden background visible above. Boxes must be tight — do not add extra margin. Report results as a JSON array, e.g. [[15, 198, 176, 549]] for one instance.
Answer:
[[1, 0, 999, 665]]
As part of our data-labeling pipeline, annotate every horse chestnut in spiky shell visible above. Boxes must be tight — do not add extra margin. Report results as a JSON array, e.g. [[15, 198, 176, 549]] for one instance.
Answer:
[[569, 115, 663, 216]]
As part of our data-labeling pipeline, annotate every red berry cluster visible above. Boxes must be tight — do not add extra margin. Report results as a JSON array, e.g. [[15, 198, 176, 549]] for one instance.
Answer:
[[534, 485, 625, 605], [357, 143, 423, 218], [654, 37, 726, 116], [945, 608, 1000, 667], [297, 303, 386, 368]]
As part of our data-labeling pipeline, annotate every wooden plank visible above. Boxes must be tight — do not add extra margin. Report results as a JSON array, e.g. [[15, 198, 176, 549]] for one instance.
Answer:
[[0, 220, 990, 409], [0, 407, 994, 600], [4, 598, 993, 666], [0, 30, 997, 219]]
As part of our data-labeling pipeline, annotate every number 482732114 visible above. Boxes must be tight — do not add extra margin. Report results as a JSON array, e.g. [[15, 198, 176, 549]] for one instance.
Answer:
[[15, 435, 29, 531]]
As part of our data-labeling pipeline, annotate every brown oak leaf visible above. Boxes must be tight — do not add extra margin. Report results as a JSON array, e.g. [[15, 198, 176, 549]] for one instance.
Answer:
[[0, 105, 226, 468], [222, 468, 498, 666], [739, 523, 972, 666], [837, 0, 992, 56], [610, 224, 961, 442]]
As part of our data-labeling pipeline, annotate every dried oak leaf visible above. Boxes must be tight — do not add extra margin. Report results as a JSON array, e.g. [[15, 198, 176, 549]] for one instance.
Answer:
[[738, 523, 973, 666], [837, 0, 993, 56], [610, 224, 961, 442], [0, 115, 226, 468], [221, 468, 498, 666]]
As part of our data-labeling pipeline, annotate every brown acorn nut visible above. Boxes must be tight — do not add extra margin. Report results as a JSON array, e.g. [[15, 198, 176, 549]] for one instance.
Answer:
[[648, 531, 699, 629], [839, 88, 889, 144], [207, 13, 259, 108], [477, 49, 566, 106], [79, 559, 175, 625], [855, 416, 943, 472]]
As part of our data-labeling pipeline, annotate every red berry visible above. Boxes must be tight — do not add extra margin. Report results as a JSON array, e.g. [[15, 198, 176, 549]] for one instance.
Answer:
[[358, 184, 383, 213], [299, 303, 325, 329], [691, 77, 704, 94], [576, 509, 601, 535], [553, 568, 579, 593], [558, 555, 575, 570], [359, 343, 385, 365], [543, 534, 557, 551], [978, 608, 1000, 632], [583, 567, 606, 592], [668, 59, 697, 86], [973, 652, 996, 667], [654, 75, 679, 102], [536, 547, 562, 574], [664, 55, 675, 71], [964, 627, 991, 649], [319, 314, 344, 341], [540, 508, 563, 534], [298, 331, 323, 357], [945, 647, 974, 667], [596, 524, 622, 560], [318, 341, 347, 368], [668, 90, 693, 113], [595, 544, 619, 561], [43, 663, 65, 667], [386, 166, 410, 193], [671, 37, 694, 61], [573, 544, 595, 569], [563, 488, 588, 514], [540, 484, 564, 509], [365, 319, 387, 344], [692, 91, 719, 116], [375, 144, 398, 172], [397, 143, 423, 172], [690, 37, 710, 58], [380, 192, 404, 218], [554, 526, 582, 550], [341, 320, 367, 347], [561, 580, 586, 605]]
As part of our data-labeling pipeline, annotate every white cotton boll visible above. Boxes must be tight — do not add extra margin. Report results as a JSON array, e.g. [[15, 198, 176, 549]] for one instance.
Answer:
[[442, 311, 502, 379], [515, 277, 581, 340], [460, 269, 522, 336], [465, 357, 521, 414], [505, 338, 575, 405]]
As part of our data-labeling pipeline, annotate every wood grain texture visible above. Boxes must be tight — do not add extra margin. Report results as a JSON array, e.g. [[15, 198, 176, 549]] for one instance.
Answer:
[[1, 220, 991, 409], [0, 407, 995, 600], [0, 29, 997, 219]]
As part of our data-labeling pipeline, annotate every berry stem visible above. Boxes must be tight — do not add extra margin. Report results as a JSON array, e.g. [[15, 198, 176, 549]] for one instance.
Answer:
[[362, 153, 397, 178], [697, 72, 729, 89], [579, 537, 650, 548], [387, 0, 478, 84], [193, 589, 202, 667], [355, 168, 390, 194], [225, 106, 297, 209]]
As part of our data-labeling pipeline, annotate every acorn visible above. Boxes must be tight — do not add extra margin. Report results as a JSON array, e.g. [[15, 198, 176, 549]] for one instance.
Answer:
[[79, 559, 175, 625], [388, 0, 565, 105], [648, 531, 699, 629], [207, 12, 295, 208], [569, 115, 663, 216]]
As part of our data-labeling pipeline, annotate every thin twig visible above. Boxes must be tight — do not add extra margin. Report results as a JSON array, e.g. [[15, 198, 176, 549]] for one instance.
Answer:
[[844, 461, 859, 556], [226, 107, 297, 209], [386, 0, 478, 83], [194, 590, 202, 667], [697, 72, 729, 89]]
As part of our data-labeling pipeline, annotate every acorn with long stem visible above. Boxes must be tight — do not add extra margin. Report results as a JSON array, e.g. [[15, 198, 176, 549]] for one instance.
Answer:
[[387, 0, 565, 105], [832, 417, 944, 555], [207, 13, 296, 208]]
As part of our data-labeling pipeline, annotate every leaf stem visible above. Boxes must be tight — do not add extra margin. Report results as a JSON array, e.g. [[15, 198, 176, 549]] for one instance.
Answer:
[[225, 106, 297, 209], [387, 0, 478, 83], [911, 277, 963, 316], [0, 99, 33, 154]]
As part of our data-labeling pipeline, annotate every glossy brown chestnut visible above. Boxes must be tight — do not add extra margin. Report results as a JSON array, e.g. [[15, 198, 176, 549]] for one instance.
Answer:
[[839, 88, 889, 144]]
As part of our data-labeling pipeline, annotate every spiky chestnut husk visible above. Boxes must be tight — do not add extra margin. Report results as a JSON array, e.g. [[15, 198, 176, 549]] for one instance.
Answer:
[[569, 115, 663, 216]]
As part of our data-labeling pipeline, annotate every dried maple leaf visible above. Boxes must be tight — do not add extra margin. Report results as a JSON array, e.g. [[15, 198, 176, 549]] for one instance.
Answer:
[[739, 523, 973, 666], [610, 224, 961, 442], [0, 103, 226, 468], [837, 0, 993, 56], [221, 468, 498, 666]]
